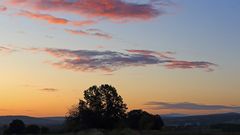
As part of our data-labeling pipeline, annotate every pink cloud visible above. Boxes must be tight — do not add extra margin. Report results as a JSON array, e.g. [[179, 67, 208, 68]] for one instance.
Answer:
[[18, 10, 68, 24], [71, 20, 96, 26], [29, 48, 217, 72], [9, 0, 169, 21], [165, 60, 217, 72], [0, 5, 7, 12]]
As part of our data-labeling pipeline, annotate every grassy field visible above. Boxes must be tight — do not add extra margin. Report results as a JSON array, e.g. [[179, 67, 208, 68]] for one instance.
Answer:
[[46, 129, 240, 135]]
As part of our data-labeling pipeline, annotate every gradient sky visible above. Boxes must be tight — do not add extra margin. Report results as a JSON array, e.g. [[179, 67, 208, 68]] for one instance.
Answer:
[[0, 0, 240, 117]]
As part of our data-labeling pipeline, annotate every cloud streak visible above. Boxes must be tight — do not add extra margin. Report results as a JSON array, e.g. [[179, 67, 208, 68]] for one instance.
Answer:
[[165, 60, 217, 72], [65, 29, 112, 39], [29, 48, 216, 72], [9, 0, 170, 21], [18, 10, 68, 25], [126, 49, 176, 59], [40, 88, 59, 92], [145, 101, 240, 111], [18, 10, 96, 26], [0, 46, 15, 53]]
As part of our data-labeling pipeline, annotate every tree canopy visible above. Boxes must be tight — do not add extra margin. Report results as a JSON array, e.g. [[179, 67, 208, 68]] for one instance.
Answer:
[[66, 84, 127, 130], [66, 84, 164, 131]]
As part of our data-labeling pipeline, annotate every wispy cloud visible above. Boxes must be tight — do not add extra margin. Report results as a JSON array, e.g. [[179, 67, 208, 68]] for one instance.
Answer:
[[0, 46, 15, 53], [145, 101, 240, 111], [165, 60, 217, 72], [21, 84, 59, 92], [28, 48, 216, 72], [8, 0, 172, 21], [65, 29, 112, 39], [65, 29, 88, 35], [18, 10, 69, 25], [126, 49, 176, 59], [71, 20, 96, 27], [18, 10, 96, 26], [40, 88, 59, 92]]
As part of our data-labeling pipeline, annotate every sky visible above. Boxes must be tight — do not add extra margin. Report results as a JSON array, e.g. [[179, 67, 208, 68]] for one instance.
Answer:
[[0, 0, 240, 117]]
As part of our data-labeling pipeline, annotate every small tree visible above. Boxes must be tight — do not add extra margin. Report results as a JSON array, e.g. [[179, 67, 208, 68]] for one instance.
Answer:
[[66, 84, 127, 130], [6, 119, 26, 134], [127, 109, 164, 130]]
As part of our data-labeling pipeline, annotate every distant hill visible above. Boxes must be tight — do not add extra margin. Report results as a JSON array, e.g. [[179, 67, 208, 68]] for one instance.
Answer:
[[163, 112, 240, 126], [42, 117, 65, 122], [0, 116, 65, 126], [161, 113, 190, 118]]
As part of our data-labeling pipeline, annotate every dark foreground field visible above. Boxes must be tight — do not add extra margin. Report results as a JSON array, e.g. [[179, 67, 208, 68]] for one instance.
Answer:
[[43, 129, 240, 135]]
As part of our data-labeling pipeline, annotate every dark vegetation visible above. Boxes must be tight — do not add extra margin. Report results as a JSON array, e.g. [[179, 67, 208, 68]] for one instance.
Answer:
[[3, 119, 49, 134], [211, 123, 240, 132], [1, 84, 240, 135], [65, 84, 164, 131]]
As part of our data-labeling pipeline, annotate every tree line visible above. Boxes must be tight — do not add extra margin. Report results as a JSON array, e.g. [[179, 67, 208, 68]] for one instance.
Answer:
[[3, 119, 49, 134]]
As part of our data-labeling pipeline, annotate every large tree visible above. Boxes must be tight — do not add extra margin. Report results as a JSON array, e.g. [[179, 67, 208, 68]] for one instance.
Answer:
[[66, 84, 127, 130]]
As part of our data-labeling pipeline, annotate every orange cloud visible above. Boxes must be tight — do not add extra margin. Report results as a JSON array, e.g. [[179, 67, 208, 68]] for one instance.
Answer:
[[71, 20, 96, 26], [18, 10, 68, 24], [18, 10, 96, 26]]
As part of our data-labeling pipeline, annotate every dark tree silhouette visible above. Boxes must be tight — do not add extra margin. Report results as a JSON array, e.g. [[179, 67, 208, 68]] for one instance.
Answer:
[[66, 84, 127, 130], [26, 125, 40, 134], [127, 109, 164, 130], [40, 126, 50, 134], [6, 119, 26, 134]]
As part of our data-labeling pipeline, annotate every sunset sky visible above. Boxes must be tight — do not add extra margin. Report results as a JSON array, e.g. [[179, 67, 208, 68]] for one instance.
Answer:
[[0, 0, 240, 117]]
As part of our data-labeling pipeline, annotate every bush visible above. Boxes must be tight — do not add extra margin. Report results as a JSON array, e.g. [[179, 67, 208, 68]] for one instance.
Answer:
[[26, 125, 40, 134], [126, 110, 164, 130], [4, 119, 25, 134]]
